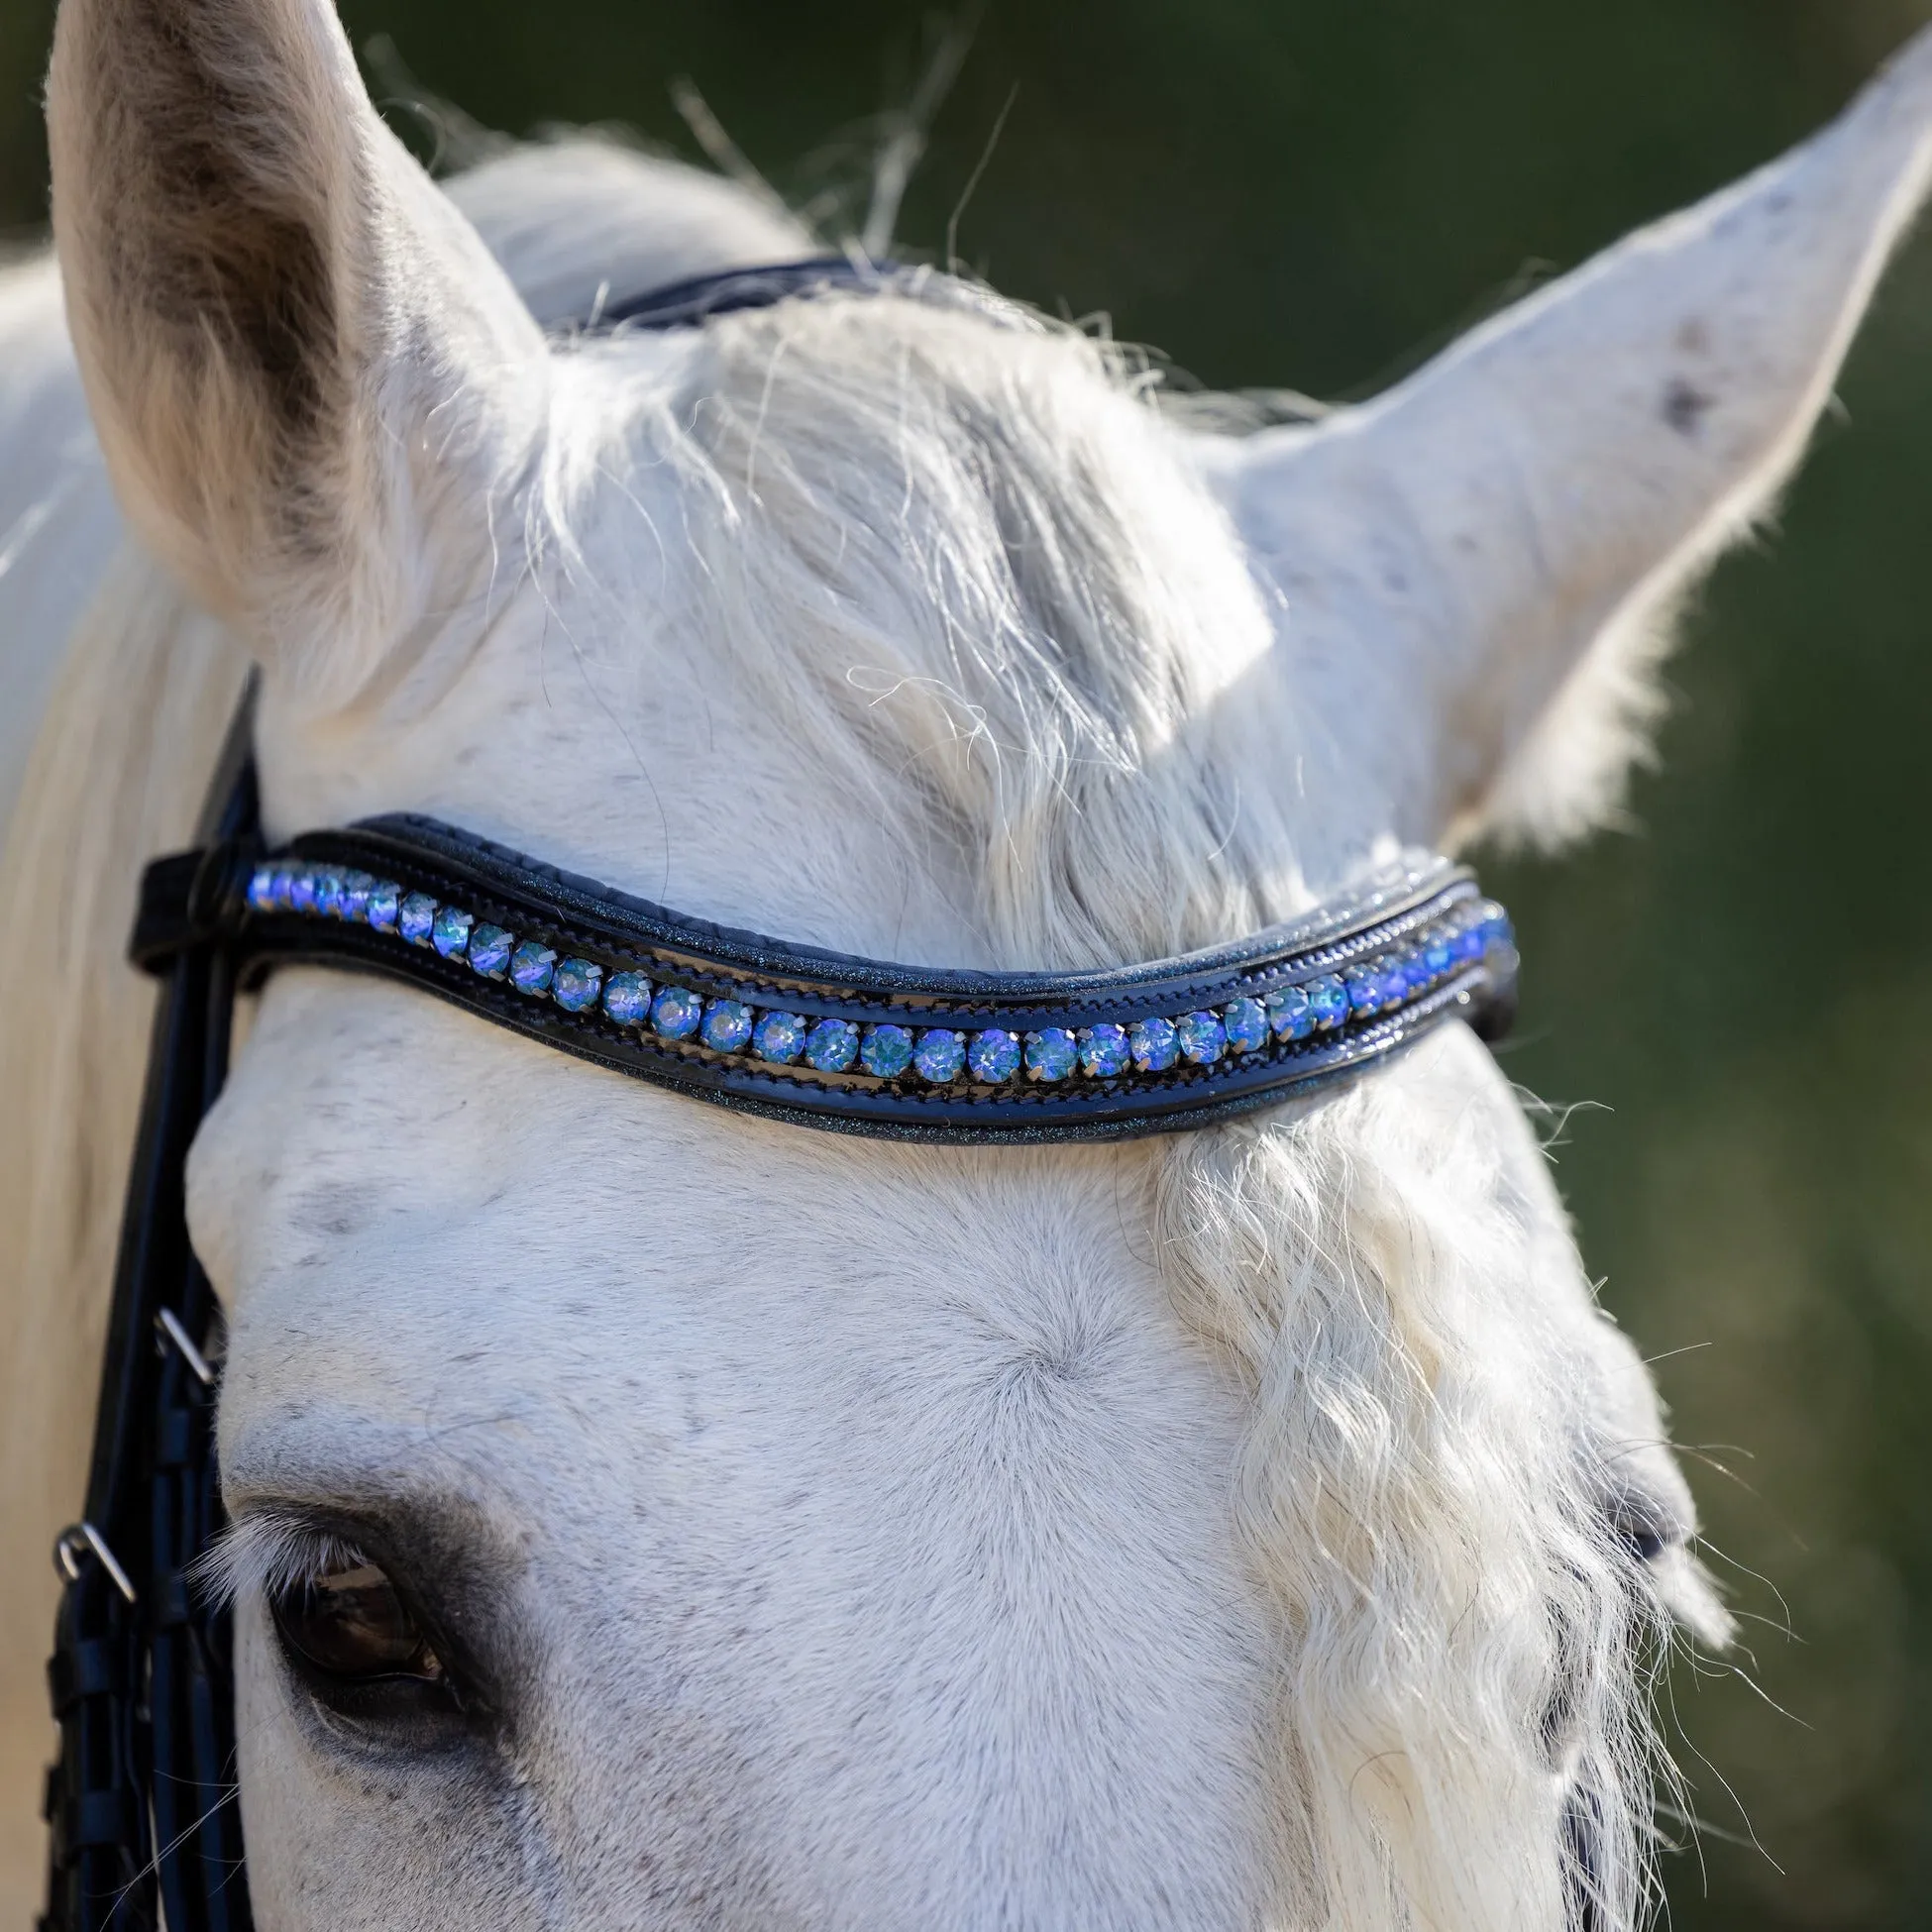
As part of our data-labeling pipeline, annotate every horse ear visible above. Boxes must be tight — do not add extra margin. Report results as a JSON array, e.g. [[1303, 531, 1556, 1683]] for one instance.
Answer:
[[47, 0, 547, 698], [1195, 30, 1932, 849]]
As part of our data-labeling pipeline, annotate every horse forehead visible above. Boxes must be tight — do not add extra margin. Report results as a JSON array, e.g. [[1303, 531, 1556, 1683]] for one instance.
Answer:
[[197, 975, 1234, 1514], [200, 996, 1278, 1926], [254, 540, 997, 967]]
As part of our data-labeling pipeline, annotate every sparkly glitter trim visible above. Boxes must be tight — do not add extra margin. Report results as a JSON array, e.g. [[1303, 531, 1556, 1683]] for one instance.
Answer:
[[243, 857, 1512, 1096]]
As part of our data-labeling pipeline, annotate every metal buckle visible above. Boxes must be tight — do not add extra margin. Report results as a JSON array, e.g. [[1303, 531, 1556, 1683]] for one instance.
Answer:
[[156, 1306, 217, 1386], [51, 1523, 137, 1606]]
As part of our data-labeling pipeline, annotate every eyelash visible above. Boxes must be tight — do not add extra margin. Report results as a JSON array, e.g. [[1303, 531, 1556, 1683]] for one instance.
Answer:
[[194, 1507, 371, 1613]]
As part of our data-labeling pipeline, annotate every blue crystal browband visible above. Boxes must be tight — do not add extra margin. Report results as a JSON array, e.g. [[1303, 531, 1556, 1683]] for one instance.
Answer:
[[133, 800, 1516, 1143]]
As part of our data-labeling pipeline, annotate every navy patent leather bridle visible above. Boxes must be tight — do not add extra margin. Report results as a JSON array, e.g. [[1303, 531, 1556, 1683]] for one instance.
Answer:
[[39, 261, 1518, 1931]]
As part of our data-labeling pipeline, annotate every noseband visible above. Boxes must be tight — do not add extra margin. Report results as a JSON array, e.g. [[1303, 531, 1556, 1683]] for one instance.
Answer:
[[40, 260, 1518, 1931]]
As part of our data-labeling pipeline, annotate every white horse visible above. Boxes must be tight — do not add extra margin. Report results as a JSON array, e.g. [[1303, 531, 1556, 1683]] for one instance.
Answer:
[[2, 0, 1929, 1923]]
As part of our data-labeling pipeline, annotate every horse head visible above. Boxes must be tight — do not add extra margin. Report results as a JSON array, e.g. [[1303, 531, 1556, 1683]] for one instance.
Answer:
[[33, 0, 1932, 1923]]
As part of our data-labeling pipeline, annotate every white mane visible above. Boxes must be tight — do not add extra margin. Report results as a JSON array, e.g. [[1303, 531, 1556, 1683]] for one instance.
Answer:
[[590, 247, 1701, 1929], [528, 245, 1695, 1924]]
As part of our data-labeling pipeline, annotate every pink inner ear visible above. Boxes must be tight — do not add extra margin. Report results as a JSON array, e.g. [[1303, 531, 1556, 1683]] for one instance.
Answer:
[[45, 0, 547, 699]]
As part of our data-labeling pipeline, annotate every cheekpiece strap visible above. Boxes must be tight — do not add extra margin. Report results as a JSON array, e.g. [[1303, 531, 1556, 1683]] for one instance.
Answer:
[[43, 701, 256, 1932], [134, 780, 1517, 1144]]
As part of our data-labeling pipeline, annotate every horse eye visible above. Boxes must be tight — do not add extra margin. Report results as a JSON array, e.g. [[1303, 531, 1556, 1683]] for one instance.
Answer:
[[269, 1558, 445, 1683]]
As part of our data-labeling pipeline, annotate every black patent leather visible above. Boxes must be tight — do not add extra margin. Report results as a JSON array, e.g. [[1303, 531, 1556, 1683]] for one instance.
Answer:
[[133, 806, 1513, 1144]]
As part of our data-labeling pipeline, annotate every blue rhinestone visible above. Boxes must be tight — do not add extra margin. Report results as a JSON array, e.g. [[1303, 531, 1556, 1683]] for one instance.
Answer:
[[968, 1028, 1021, 1083], [398, 893, 437, 946], [366, 881, 401, 932], [701, 999, 755, 1052], [1381, 953, 1419, 1003], [1176, 1011, 1228, 1065], [861, 1023, 915, 1078], [1266, 986, 1315, 1041], [1025, 1026, 1080, 1082], [804, 1018, 860, 1072], [652, 986, 704, 1040], [1421, 925, 1455, 978], [469, 924, 513, 981], [1079, 1022, 1130, 1078], [1308, 976, 1349, 1026], [1452, 912, 1486, 963], [754, 1011, 807, 1064], [1129, 1016, 1179, 1073], [1479, 902, 1514, 952], [602, 970, 652, 1024], [509, 940, 556, 995], [913, 1028, 967, 1082], [1306, 976, 1350, 1029], [314, 869, 345, 918], [1223, 997, 1269, 1054], [340, 871, 375, 922], [269, 866, 298, 911], [247, 866, 276, 912], [288, 870, 320, 915], [553, 958, 603, 1013], [431, 905, 474, 959], [1343, 964, 1382, 1015]]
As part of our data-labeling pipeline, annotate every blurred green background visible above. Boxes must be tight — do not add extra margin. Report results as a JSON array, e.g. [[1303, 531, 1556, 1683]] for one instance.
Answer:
[[5, 1, 1931, 1923]]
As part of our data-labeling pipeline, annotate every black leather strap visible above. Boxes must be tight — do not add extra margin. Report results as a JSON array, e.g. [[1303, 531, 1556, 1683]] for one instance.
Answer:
[[590, 256, 1005, 332], [130, 799, 1515, 1144], [50, 769, 1510, 1932], [41, 703, 255, 1932]]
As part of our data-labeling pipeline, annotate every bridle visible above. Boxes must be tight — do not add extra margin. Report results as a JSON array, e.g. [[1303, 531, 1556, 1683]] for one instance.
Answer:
[[40, 697, 256, 1932], [37, 260, 1518, 1931]]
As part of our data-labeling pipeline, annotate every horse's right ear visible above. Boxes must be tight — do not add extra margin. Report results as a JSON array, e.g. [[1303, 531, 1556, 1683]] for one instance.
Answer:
[[47, 0, 547, 699]]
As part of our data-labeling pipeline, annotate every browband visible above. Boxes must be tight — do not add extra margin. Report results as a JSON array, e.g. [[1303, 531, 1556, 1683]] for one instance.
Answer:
[[134, 777, 1516, 1144]]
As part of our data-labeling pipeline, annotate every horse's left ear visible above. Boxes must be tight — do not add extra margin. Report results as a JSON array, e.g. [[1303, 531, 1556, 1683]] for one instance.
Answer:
[[1194, 30, 1932, 849], [47, 0, 547, 699]]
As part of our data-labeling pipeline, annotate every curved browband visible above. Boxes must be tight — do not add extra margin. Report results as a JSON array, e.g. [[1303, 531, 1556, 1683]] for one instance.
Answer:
[[134, 796, 1517, 1144]]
